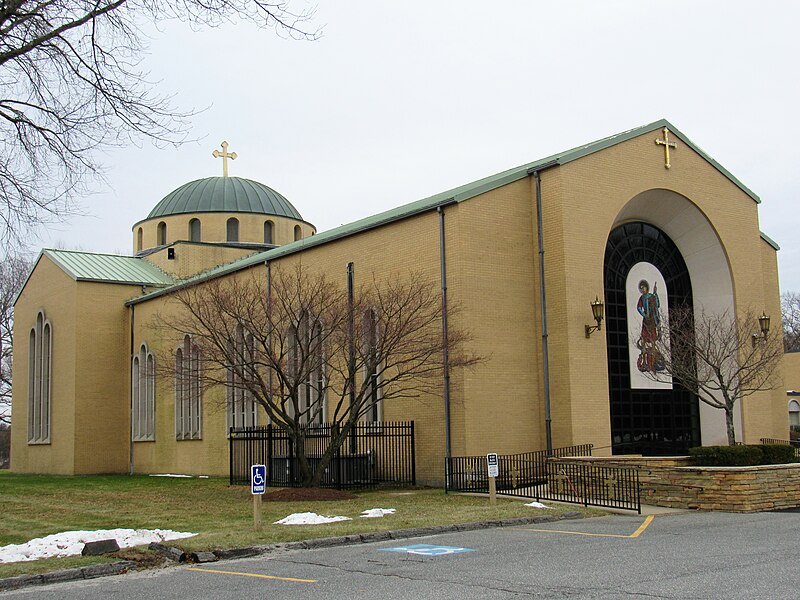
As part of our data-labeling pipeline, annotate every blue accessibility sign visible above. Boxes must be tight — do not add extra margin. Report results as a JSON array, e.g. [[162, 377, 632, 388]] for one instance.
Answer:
[[251, 464, 266, 495], [381, 544, 475, 557]]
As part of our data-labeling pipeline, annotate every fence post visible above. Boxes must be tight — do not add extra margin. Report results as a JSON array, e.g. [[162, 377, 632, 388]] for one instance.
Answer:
[[229, 427, 234, 485], [410, 421, 416, 486], [267, 424, 273, 485]]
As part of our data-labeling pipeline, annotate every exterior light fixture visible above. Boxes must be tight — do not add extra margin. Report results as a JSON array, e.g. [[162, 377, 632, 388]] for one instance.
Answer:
[[585, 296, 605, 338], [752, 312, 771, 347]]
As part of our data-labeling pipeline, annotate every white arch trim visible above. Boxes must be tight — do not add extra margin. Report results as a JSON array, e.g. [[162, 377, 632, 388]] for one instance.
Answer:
[[612, 188, 738, 446]]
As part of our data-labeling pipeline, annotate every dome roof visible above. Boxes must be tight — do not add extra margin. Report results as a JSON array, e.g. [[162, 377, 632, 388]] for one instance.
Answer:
[[147, 177, 302, 220]]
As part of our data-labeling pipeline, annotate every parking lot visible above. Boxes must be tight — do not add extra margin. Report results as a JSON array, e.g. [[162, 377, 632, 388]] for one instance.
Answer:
[[4, 510, 800, 599]]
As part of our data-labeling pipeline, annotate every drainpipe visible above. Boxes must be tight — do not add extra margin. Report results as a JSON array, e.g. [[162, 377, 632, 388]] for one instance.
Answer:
[[531, 162, 558, 454], [438, 202, 455, 485], [347, 262, 356, 452], [129, 304, 135, 475]]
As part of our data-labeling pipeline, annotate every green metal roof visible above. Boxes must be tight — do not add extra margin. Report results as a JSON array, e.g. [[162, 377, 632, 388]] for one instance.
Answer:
[[129, 119, 764, 305], [145, 176, 302, 221], [42, 249, 175, 285]]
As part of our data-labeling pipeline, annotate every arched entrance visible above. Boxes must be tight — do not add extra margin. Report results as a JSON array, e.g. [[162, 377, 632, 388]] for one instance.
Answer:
[[604, 221, 701, 455]]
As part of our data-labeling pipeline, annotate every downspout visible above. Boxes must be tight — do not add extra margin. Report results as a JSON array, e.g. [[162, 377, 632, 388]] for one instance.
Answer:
[[531, 162, 558, 454], [347, 262, 356, 453], [438, 203, 454, 485], [129, 304, 135, 475]]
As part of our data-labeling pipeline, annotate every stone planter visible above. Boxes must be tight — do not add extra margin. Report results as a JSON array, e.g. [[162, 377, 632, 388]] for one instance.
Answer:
[[553, 456, 800, 512]]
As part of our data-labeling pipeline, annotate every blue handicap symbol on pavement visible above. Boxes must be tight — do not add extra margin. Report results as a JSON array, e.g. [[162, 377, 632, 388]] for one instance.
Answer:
[[381, 544, 476, 557]]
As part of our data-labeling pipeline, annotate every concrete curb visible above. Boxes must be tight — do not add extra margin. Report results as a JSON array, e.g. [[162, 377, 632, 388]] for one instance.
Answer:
[[0, 511, 583, 592], [0, 560, 137, 592]]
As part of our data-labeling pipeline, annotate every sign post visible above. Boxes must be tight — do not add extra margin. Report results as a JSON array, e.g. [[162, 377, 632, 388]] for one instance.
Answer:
[[251, 464, 266, 530], [487, 453, 499, 505]]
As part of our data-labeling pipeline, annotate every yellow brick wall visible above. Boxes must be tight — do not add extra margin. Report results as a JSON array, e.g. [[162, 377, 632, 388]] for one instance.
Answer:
[[11, 257, 78, 474], [143, 243, 258, 279], [132, 212, 316, 254]]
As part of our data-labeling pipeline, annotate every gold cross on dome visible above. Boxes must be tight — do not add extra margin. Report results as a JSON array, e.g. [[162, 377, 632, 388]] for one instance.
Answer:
[[655, 127, 677, 169], [212, 141, 238, 177]]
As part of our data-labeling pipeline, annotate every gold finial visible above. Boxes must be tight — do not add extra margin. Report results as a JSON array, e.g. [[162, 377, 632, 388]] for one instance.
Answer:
[[655, 127, 677, 169], [212, 141, 238, 177]]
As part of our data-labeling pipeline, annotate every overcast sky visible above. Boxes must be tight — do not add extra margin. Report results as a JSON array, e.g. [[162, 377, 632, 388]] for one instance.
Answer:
[[30, 1, 800, 293]]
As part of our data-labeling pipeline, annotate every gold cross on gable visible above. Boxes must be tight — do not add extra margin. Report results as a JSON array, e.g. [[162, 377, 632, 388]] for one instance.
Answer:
[[212, 141, 238, 177], [655, 127, 677, 169]]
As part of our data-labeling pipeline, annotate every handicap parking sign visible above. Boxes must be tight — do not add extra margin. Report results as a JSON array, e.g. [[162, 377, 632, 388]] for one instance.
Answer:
[[251, 464, 266, 495], [381, 544, 475, 557]]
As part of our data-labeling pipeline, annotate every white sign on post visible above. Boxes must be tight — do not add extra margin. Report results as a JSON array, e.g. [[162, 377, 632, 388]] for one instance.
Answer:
[[487, 453, 499, 478]]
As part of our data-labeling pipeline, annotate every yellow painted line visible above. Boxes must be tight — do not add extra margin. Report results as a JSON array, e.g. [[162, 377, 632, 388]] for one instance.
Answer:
[[186, 567, 317, 583], [524, 514, 654, 539]]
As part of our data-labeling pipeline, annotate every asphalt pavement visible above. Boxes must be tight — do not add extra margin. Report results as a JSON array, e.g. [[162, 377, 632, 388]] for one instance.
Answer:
[[2, 510, 799, 599]]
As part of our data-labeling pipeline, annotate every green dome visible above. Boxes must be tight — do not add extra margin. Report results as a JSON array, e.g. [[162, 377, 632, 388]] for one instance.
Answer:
[[148, 177, 302, 220]]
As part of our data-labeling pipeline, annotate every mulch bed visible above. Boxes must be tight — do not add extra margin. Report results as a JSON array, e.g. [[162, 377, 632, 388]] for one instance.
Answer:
[[262, 487, 358, 502]]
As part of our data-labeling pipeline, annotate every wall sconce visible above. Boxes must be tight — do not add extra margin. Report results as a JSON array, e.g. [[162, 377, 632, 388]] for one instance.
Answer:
[[585, 296, 605, 338], [752, 312, 770, 347]]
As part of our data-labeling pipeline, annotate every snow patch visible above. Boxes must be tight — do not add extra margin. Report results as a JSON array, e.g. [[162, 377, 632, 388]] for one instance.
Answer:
[[0, 529, 197, 564], [524, 501, 552, 509], [274, 512, 352, 525], [360, 508, 396, 518]]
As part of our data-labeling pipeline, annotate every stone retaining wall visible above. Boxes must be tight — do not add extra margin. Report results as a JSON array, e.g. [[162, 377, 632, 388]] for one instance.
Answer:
[[553, 456, 800, 512]]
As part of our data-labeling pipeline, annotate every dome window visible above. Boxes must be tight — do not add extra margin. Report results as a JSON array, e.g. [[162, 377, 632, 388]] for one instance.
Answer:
[[137, 227, 143, 252], [189, 218, 201, 242], [157, 222, 167, 246], [227, 217, 239, 242], [264, 220, 274, 245], [294, 225, 302, 242]]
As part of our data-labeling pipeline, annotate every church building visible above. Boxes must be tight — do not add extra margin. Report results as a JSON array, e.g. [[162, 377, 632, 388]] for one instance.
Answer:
[[11, 120, 789, 484]]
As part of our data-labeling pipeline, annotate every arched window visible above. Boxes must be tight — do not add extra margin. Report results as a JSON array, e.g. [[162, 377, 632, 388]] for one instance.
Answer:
[[189, 218, 201, 242], [294, 225, 302, 242], [132, 343, 155, 441], [227, 324, 259, 429], [227, 217, 239, 242], [264, 220, 274, 245], [287, 315, 325, 425], [27, 311, 52, 443], [790, 399, 800, 428], [157, 221, 167, 246], [137, 227, 143, 252], [362, 309, 382, 423], [176, 335, 202, 439]]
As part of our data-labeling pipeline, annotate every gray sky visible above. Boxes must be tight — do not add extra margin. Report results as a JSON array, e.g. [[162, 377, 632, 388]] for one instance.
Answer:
[[31, 1, 800, 293]]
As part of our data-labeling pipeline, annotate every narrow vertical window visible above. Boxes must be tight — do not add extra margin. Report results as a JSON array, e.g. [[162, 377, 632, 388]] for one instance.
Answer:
[[176, 335, 202, 439], [363, 309, 381, 423], [294, 225, 302, 242], [227, 217, 239, 242], [264, 220, 274, 245], [27, 311, 52, 443], [137, 227, 143, 252], [227, 325, 259, 429], [189, 218, 201, 242], [157, 221, 167, 245], [132, 343, 155, 441]]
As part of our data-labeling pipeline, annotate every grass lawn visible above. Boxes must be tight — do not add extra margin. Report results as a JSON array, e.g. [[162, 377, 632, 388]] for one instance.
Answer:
[[0, 472, 598, 578]]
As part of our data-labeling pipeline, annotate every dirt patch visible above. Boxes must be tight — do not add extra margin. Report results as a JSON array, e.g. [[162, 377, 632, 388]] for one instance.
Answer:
[[262, 487, 358, 502]]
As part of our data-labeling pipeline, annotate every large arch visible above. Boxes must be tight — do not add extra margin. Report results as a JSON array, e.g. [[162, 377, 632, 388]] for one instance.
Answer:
[[608, 189, 738, 447]]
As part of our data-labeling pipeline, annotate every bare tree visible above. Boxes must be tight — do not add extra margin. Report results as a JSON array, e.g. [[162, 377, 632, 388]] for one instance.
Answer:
[[0, 254, 32, 424], [157, 265, 478, 487], [781, 292, 800, 352], [643, 305, 783, 446], [0, 1, 319, 241]]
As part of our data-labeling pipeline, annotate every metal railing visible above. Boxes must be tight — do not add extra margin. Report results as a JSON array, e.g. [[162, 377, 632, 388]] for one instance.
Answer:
[[760, 437, 800, 458], [229, 421, 415, 489], [446, 444, 642, 513]]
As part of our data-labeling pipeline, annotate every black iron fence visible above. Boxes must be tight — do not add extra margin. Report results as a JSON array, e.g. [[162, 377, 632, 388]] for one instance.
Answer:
[[760, 437, 800, 458], [446, 445, 642, 513], [229, 421, 415, 490], [446, 444, 594, 493]]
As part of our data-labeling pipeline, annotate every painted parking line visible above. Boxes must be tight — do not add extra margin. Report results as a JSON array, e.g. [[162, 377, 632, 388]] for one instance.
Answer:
[[523, 514, 655, 539], [186, 566, 317, 583]]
